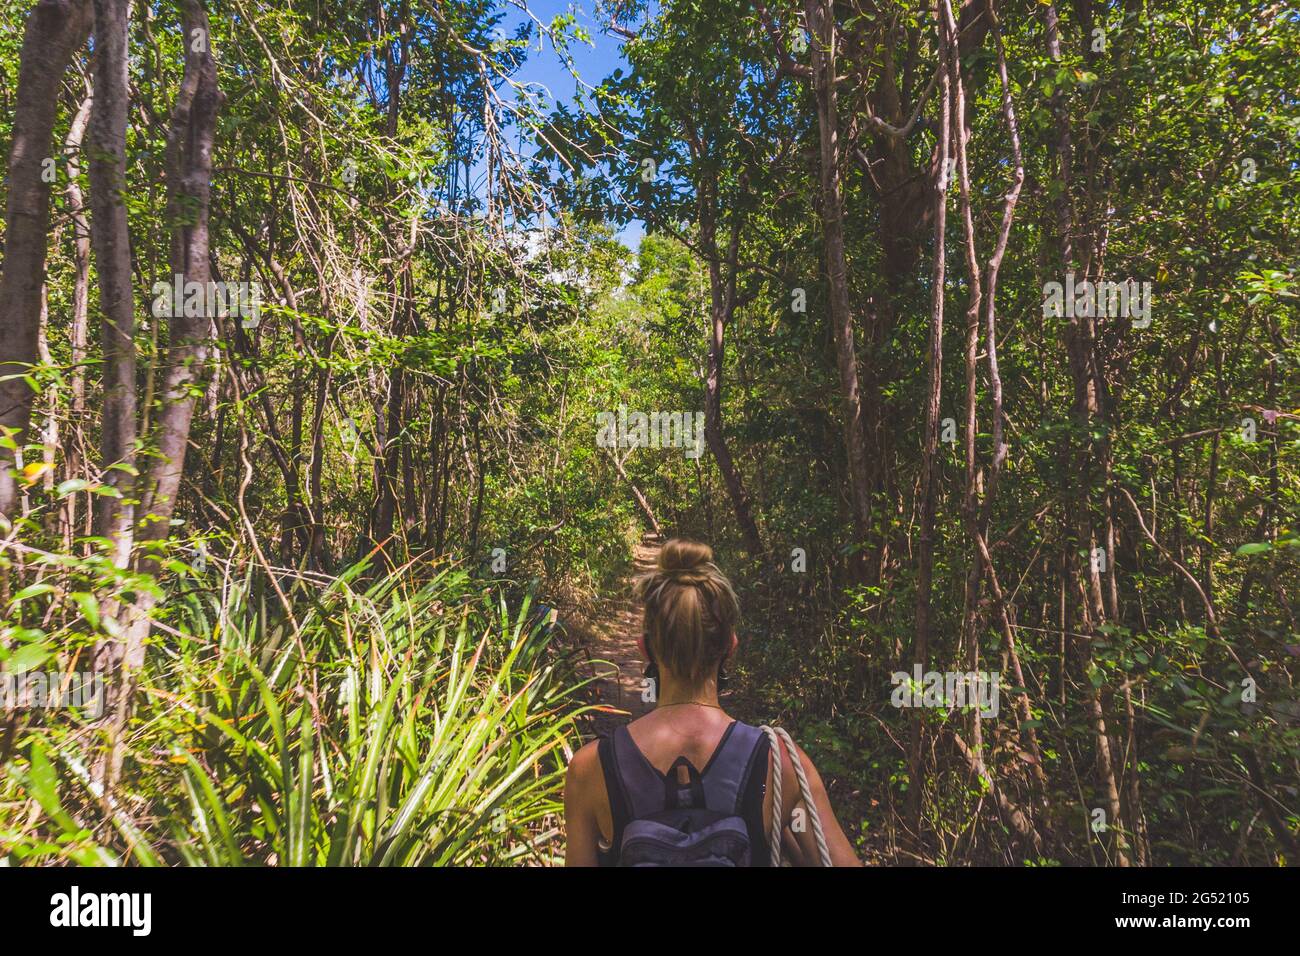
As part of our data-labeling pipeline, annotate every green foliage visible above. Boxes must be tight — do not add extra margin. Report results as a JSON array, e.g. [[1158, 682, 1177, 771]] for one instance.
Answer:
[[2, 558, 588, 866]]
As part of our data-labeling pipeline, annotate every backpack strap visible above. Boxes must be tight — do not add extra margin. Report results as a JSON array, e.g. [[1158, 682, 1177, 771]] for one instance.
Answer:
[[604, 721, 769, 823], [700, 721, 765, 813], [597, 733, 631, 857], [663, 755, 707, 809], [610, 724, 669, 819]]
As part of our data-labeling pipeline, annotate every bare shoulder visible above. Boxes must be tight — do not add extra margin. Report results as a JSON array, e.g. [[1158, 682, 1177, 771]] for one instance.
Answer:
[[788, 738, 819, 774], [767, 729, 814, 781], [567, 738, 602, 782], [785, 737, 832, 801]]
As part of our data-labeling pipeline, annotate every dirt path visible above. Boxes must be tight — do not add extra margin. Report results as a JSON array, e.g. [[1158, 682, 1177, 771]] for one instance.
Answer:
[[579, 534, 662, 733]]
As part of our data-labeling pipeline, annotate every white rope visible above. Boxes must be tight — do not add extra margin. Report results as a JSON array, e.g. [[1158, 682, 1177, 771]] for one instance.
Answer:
[[760, 725, 832, 867]]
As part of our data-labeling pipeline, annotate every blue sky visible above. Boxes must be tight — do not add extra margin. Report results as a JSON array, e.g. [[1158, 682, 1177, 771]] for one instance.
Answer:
[[502, 1, 628, 105], [497, 0, 645, 248]]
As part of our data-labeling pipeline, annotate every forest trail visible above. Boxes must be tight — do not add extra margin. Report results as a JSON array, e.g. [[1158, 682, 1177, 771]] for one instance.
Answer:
[[580, 534, 662, 733]]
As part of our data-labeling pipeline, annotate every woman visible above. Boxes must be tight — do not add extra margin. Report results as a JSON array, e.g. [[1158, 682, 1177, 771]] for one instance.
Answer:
[[564, 538, 861, 866]]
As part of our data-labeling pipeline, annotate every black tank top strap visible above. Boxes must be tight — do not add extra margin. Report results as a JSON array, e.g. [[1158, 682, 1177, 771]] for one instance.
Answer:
[[596, 732, 629, 867]]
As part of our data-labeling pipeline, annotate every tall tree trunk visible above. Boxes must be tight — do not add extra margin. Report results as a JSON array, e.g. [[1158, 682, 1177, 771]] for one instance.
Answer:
[[98, 0, 222, 786], [1043, 1, 1129, 866], [63, 89, 94, 543], [85, 0, 139, 785], [804, 0, 872, 564], [698, 185, 764, 559], [0, 0, 91, 528], [947, 0, 986, 763], [906, 13, 951, 845], [86, 0, 137, 565], [135, 0, 222, 534], [367, 4, 411, 562]]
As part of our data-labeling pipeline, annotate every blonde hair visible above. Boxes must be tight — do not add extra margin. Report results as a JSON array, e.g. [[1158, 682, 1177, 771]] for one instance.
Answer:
[[633, 539, 739, 688]]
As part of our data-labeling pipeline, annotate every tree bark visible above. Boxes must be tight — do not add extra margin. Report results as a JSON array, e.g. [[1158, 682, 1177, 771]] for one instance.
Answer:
[[698, 182, 764, 559], [86, 0, 138, 564], [97, 0, 222, 786], [906, 11, 951, 844], [804, 0, 873, 562], [63, 89, 94, 542], [0, 0, 92, 527]]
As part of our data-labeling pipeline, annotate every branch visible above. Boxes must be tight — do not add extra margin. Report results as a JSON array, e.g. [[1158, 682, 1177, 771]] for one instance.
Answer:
[[755, 1, 813, 78]]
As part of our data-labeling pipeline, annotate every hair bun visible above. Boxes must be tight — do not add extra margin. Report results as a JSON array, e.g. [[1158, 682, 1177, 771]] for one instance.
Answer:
[[658, 538, 713, 574], [634, 538, 739, 686]]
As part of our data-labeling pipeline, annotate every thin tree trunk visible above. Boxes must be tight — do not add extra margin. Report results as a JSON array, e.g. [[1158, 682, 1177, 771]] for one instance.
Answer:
[[979, 12, 1045, 780], [1043, 1, 1129, 866], [86, 0, 137, 565], [952, 730, 1044, 857], [948, 0, 987, 770], [63, 89, 94, 543], [98, 0, 222, 786], [607, 447, 662, 538], [0, 0, 92, 527], [906, 11, 951, 845], [367, 7, 411, 562], [804, 0, 873, 561], [698, 184, 763, 559], [85, 0, 139, 785]]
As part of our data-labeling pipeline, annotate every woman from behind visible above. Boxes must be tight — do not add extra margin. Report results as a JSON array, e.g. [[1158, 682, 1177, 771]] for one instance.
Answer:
[[564, 538, 861, 866]]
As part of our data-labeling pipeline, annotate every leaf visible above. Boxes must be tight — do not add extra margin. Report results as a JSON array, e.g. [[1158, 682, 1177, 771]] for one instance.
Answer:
[[55, 479, 92, 496], [27, 741, 72, 828], [72, 592, 100, 630], [9, 583, 54, 604], [5, 641, 52, 674], [1235, 542, 1272, 556]]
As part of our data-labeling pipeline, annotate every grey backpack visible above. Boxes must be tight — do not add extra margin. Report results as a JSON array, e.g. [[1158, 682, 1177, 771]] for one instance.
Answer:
[[598, 721, 767, 867]]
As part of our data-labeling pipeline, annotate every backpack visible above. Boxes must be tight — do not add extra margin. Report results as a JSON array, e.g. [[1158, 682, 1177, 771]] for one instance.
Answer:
[[598, 720, 767, 867]]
